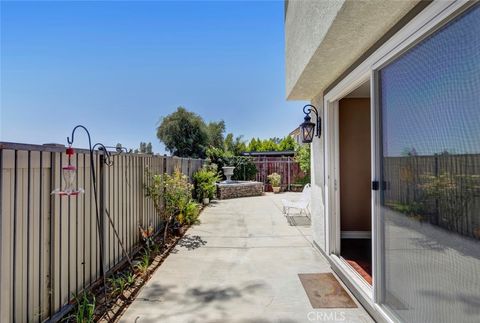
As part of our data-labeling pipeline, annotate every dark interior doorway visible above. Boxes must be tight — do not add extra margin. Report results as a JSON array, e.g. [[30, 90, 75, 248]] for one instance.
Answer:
[[338, 83, 372, 285]]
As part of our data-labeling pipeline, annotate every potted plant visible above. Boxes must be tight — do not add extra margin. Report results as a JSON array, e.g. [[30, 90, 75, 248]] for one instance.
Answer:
[[202, 196, 210, 205], [268, 172, 282, 193], [200, 181, 216, 205], [193, 166, 221, 205]]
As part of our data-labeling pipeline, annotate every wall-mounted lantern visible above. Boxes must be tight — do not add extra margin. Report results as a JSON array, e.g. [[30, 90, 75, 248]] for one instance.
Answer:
[[300, 104, 321, 143]]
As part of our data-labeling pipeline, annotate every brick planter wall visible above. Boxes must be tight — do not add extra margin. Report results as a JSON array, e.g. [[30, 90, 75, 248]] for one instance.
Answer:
[[217, 181, 264, 199]]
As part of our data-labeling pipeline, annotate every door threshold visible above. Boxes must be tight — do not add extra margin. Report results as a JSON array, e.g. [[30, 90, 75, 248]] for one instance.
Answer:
[[341, 231, 371, 239], [330, 254, 373, 301]]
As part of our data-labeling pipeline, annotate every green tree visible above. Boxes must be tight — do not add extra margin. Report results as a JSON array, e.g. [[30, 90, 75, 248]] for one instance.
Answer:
[[225, 133, 247, 155], [296, 144, 311, 174], [233, 137, 247, 155], [137, 142, 153, 154], [224, 133, 234, 152], [278, 136, 296, 151], [247, 138, 260, 152], [259, 138, 279, 151], [206, 120, 226, 149], [157, 107, 208, 158], [146, 142, 153, 154], [272, 137, 282, 144], [230, 156, 257, 181]]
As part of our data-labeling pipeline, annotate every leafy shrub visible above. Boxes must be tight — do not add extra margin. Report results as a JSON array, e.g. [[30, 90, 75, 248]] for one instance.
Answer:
[[144, 169, 194, 241], [419, 172, 479, 231], [229, 156, 257, 181], [267, 172, 281, 187], [206, 147, 257, 181], [295, 144, 311, 174], [178, 200, 200, 225], [295, 174, 311, 186], [205, 147, 231, 176], [193, 166, 221, 201], [203, 161, 219, 174]]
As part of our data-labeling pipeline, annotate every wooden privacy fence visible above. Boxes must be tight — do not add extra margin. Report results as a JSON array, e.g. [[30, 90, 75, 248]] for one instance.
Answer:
[[0, 142, 204, 322], [250, 156, 305, 191]]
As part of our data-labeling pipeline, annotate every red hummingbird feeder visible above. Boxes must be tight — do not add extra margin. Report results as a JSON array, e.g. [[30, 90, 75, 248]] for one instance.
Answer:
[[51, 146, 84, 196]]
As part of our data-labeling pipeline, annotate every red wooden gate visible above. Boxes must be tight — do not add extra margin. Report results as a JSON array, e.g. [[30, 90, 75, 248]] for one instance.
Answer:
[[250, 156, 305, 191]]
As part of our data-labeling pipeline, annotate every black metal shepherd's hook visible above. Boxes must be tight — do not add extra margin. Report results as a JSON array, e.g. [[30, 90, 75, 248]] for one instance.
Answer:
[[67, 125, 112, 292]]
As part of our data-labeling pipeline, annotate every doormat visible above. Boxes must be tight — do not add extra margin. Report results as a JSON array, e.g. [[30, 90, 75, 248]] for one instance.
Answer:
[[298, 273, 357, 308]]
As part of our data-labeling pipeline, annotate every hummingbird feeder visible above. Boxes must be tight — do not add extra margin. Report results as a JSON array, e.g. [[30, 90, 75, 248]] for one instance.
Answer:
[[51, 146, 84, 196]]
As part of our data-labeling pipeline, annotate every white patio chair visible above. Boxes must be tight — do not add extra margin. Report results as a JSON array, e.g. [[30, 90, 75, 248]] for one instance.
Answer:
[[281, 183, 311, 218]]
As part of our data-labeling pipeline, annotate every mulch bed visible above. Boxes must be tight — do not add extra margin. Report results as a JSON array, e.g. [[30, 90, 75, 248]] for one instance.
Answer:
[[98, 228, 187, 322], [62, 208, 203, 322]]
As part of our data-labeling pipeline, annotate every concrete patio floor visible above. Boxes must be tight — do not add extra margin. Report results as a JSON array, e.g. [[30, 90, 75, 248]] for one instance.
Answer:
[[119, 193, 373, 323]]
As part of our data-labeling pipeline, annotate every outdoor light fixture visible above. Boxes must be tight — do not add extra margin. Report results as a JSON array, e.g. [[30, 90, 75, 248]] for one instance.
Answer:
[[300, 104, 321, 143]]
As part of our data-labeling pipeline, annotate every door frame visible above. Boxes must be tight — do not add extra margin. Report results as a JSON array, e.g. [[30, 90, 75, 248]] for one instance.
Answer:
[[322, 1, 474, 320], [324, 72, 374, 300]]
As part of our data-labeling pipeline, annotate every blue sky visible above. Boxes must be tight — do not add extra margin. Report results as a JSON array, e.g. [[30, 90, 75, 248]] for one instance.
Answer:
[[381, 4, 480, 157], [1, 0, 305, 154]]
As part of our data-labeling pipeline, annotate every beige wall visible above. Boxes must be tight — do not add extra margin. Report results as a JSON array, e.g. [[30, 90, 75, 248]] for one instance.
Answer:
[[339, 98, 371, 232], [285, 0, 344, 99], [285, 0, 421, 100], [309, 93, 325, 249]]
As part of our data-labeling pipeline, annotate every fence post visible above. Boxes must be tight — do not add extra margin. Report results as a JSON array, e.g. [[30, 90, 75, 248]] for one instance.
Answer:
[[48, 151, 56, 317], [162, 156, 167, 214], [138, 156, 144, 230], [264, 157, 267, 191], [99, 154, 108, 276], [433, 154, 439, 225], [288, 157, 291, 191]]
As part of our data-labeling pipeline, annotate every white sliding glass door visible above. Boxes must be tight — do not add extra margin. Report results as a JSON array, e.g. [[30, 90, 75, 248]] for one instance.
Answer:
[[377, 3, 480, 322]]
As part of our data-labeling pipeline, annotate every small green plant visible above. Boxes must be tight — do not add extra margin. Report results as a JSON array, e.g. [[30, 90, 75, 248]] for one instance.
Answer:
[[135, 251, 151, 275], [108, 275, 127, 295], [69, 292, 95, 323], [125, 271, 135, 286], [178, 200, 200, 225], [151, 243, 162, 255], [267, 172, 281, 187], [139, 224, 155, 250]]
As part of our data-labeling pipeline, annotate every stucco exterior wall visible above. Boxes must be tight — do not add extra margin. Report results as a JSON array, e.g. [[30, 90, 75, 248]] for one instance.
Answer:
[[309, 93, 326, 250], [285, 0, 344, 100], [285, 0, 421, 100]]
